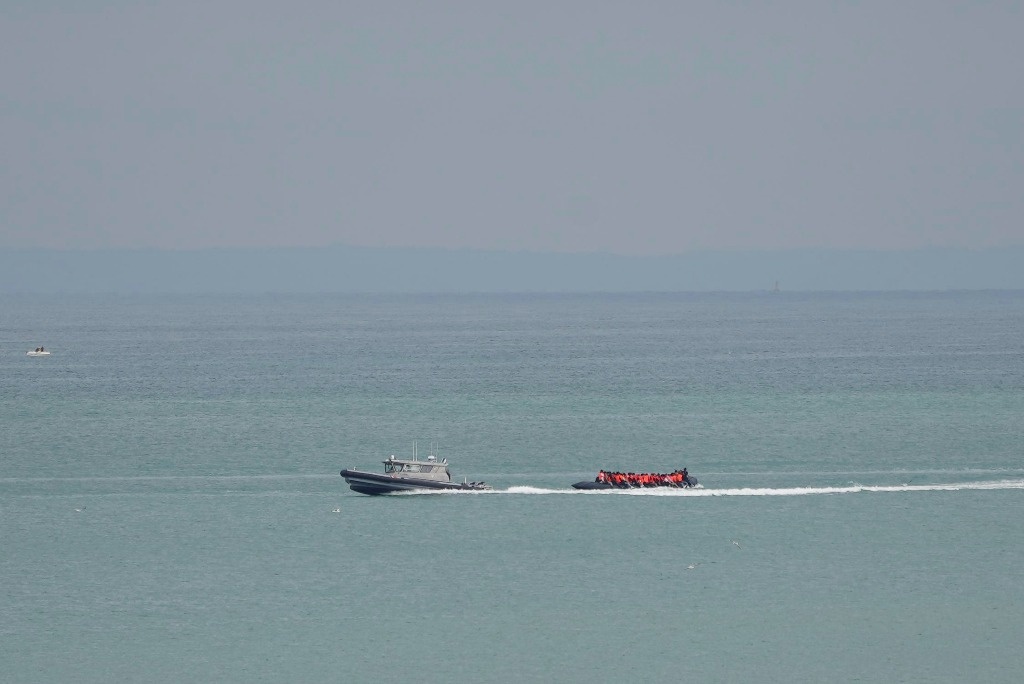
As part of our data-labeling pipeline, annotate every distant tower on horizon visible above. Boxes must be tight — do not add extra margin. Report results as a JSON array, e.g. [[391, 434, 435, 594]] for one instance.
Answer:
[[772, 280, 780, 293]]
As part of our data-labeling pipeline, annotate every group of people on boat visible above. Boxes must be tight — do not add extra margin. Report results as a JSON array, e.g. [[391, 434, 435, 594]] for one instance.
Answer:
[[33, 347, 45, 352], [595, 468, 691, 488]]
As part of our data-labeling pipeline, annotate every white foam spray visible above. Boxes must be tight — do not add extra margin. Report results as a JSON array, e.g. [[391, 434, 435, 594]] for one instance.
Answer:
[[496, 480, 1024, 496]]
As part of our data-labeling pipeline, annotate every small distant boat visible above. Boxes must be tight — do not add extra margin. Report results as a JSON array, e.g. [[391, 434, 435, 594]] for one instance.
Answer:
[[27, 347, 51, 357], [340, 443, 491, 495]]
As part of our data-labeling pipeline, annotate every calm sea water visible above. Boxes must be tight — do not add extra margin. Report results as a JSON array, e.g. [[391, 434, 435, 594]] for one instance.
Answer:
[[2, 291, 1023, 683]]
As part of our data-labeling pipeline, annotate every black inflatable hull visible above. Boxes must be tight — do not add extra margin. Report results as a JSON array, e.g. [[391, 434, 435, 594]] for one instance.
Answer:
[[572, 477, 698, 490]]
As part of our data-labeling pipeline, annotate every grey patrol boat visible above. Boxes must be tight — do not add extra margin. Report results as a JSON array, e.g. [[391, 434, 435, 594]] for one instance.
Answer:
[[340, 444, 491, 495]]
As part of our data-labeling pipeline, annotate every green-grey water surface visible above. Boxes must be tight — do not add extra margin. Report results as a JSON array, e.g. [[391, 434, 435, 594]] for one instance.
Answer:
[[2, 292, 1023, 682]]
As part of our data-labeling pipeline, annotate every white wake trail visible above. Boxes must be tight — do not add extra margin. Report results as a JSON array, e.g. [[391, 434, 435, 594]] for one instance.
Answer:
[[498, 480, 1024, 496]]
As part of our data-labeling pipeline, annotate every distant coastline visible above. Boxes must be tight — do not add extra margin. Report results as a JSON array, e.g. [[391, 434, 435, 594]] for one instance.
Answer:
[[2, 245, 1022, 294]]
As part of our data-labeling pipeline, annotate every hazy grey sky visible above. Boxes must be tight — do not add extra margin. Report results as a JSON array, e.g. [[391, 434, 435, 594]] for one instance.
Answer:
[[3, 2, 1021, 255]]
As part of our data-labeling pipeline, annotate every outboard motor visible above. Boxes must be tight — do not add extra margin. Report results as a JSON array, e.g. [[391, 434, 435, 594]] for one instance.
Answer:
[[685, 475, 698, 487]]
